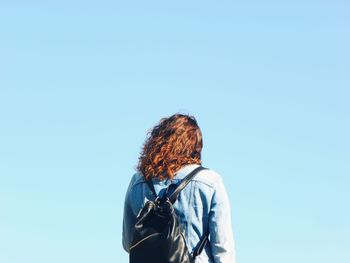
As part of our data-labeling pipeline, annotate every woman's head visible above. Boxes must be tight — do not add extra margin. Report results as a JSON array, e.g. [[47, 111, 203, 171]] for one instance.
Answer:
[[137, 113, 203, 180]]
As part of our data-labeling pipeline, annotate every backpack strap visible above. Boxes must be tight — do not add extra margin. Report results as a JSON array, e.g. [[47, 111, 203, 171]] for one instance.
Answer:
[[145, 166, 207, 201], [145, 178, 157, 198], [168, 166, 208, 204], [192, 228, 209, 259], [168, 166, 209, 259]]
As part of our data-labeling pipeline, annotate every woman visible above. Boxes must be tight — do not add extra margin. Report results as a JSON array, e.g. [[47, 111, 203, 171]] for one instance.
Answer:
[[122, 114, 236, 263]]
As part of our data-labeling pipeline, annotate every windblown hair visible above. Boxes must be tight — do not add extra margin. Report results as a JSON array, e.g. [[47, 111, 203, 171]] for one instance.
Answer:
[[137, 114, 203, 180]]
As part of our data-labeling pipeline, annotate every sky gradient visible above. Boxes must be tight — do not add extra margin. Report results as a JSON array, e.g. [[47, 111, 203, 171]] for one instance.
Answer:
[[1, 1, 349, 263]]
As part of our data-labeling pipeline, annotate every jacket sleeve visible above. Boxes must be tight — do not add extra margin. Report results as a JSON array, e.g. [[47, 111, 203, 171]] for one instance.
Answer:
[[208, 176, 236, 263], [122, 176, 137, 252]]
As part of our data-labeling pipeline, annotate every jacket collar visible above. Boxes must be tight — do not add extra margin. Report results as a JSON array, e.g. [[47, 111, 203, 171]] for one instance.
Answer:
[[172, 163, 201, 180], [148, 163, 201, 185]]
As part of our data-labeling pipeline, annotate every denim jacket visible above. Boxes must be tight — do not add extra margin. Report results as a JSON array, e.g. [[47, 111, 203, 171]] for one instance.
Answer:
[[122, 164, 236, 263]]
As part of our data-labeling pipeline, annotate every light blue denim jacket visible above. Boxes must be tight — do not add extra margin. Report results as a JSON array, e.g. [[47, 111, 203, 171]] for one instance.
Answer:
[[122, 164, 236, 263]]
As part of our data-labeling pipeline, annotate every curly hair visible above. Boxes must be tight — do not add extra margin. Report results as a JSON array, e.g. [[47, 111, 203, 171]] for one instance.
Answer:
[[137, 113, 203, 180]]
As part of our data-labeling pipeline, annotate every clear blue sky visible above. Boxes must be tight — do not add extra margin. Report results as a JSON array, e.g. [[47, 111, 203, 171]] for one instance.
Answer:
[[0, 1, 349, 263]]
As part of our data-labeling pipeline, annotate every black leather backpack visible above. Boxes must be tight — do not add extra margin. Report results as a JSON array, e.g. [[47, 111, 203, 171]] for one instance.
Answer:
[[129, 166, 209, 263]]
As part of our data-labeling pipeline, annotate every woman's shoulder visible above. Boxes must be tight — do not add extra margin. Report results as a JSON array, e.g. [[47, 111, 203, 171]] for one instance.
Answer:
[[193, 167, 225, 188], [128, 171, 145, 188]]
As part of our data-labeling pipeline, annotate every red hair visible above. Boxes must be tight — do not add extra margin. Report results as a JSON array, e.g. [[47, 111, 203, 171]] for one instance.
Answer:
[[137, 114, 203, 180]]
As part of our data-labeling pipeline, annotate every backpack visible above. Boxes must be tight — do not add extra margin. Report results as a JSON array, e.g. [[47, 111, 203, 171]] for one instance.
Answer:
[[129, 166, 209, 263]]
